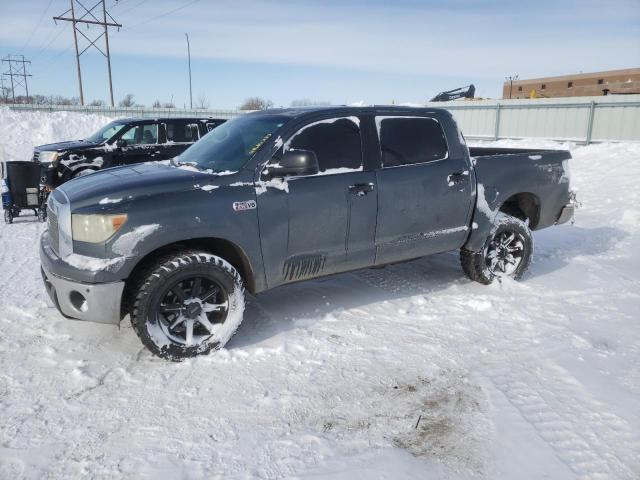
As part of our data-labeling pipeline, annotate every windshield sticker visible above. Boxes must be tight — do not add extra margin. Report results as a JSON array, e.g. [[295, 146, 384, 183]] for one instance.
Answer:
[[249, 133, 273, 156]]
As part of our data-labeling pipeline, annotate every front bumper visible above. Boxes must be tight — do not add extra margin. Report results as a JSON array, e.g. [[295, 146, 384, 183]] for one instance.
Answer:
[[40, 237, 125, 325], [41, 263, 124, 325]]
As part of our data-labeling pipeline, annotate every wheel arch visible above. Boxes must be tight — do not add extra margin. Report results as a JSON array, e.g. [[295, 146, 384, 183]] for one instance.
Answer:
[[498, 192, 541, 229], [121, 237, 256, 318]]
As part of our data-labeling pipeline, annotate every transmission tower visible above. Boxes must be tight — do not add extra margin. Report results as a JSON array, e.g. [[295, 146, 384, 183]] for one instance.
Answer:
[[54, 0, 122, 106], [1, 54, 32, 103]]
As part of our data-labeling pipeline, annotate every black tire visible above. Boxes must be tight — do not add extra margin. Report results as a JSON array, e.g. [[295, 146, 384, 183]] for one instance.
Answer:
[[460, 213, 533, 285], [131, 251, 245, 361]]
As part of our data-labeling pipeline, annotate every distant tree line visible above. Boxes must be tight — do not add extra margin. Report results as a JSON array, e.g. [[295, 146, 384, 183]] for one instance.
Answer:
[[1, 92, 331, 110]]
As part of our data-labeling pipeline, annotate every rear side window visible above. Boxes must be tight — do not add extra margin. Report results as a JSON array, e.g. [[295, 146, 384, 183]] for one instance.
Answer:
[[377, 117, 448, 167], [287, 117, 362, 172], [166, 121, 199, 143]]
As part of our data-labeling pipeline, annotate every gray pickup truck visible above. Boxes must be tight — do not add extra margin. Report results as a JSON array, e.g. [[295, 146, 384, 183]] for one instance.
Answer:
[[40, 106, 576, 360]]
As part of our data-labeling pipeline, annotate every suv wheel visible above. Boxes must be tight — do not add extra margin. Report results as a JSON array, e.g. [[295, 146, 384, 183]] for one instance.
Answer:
[[131, 251, 245, 361], [460, 213, 533, 285]]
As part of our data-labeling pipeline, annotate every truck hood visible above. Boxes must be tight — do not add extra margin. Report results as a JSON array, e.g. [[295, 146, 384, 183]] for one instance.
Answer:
[[57, 162, 220, 209], [36, 140, 102, 152]]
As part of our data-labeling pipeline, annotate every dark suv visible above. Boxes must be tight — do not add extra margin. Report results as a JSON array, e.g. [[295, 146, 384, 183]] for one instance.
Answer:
[[34, 117, 226, 187]]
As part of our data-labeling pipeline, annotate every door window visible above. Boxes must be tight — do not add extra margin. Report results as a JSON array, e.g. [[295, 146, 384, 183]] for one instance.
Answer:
[[286, 117, 362, 173], [166, 121, 199, 143], [377, 117, 448, 167], [120, 123, 158, 145]]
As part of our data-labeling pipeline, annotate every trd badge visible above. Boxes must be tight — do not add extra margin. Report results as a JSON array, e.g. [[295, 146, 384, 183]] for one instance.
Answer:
[[233, 200, 257, 211]]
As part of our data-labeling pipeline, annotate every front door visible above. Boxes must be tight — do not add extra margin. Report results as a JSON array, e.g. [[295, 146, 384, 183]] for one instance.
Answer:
[[374, 115, 474, 264], [256, 116, 378, 287]]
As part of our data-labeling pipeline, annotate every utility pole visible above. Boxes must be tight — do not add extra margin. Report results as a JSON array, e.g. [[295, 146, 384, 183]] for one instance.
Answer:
[[185, 33, 193, 109], [505, 74, 519, 99], [2, 54, 32, 103], [54, 1, 122, 106]]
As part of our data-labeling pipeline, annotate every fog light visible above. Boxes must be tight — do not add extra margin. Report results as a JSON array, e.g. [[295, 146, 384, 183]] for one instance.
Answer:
[[69, 290, 88, 312]]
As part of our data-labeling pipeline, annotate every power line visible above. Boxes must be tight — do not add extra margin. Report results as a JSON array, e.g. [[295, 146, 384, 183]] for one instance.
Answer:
[[123, 0, 200, 30], [22, 0, 56, 50], [117, 0, 148, 16], [53, 0, 122, 106]]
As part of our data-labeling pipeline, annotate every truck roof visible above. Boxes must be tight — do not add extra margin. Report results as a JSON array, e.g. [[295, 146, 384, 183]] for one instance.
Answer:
[[116, 117, 226, 124], [252, 105, 450, 118]]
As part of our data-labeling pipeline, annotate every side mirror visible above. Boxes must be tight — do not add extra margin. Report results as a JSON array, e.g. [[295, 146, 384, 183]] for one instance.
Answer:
[[116, 139, 127, 148], [269, 150, 319, 178]]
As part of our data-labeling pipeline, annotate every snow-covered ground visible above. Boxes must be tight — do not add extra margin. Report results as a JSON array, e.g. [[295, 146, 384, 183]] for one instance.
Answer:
[[0, 108, 639, 479]]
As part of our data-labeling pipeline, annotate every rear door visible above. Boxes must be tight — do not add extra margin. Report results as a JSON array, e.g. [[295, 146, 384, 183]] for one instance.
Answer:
[[257, 116, 378, 286], [374, 115, 473, 264], [161, 120, 202, 160], [115, 121, 163, 165]]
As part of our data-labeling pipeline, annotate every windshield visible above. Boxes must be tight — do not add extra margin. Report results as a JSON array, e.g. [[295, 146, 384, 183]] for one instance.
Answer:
[[177, 114, 287, 172], [84, 120, 128, 143]]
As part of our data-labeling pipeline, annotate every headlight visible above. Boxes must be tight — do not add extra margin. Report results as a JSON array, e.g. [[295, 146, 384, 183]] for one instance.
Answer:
[[72, 214, 127, 243], [38, 151, 59, 164]]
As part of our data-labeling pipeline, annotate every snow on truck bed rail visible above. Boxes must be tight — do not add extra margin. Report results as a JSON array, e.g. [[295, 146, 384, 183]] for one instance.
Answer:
[[1, 109, 639, 478]]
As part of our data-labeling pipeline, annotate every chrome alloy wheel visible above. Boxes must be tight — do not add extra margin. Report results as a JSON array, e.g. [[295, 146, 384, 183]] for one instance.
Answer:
[[156, 276, 229, 346], [485, 231, 525, 276]]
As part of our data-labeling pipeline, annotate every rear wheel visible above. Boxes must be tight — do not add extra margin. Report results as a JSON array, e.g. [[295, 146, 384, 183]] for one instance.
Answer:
[[460, 213, 533, 284], [131, 251, 245, 361]]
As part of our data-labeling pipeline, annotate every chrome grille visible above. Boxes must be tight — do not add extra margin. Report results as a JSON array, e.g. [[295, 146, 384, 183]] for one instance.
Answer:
[[48, 209, 59, 254]]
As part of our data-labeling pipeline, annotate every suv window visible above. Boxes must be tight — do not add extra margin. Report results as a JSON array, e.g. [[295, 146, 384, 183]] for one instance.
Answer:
[[166, 121, 199, 143], [121, 123, 158, 145], [377, 117, 448, 167], [287, 117, 362, 172]]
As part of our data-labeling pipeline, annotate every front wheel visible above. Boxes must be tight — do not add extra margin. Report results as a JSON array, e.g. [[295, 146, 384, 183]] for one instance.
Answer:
[[460, 213, 533, 285], [131, 251, 245, 361]]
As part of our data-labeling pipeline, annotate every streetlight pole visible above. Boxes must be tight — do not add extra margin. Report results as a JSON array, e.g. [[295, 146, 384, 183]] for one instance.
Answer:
[[506, 74, 519, 99], [185, 33, 193, 109]]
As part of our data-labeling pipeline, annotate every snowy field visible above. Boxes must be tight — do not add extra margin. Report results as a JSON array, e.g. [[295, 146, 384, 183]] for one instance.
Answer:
[[0, 108, 639, 479]]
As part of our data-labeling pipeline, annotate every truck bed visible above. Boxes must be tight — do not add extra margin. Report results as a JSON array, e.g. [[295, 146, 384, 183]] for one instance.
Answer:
[[469, 146, 560, 157], [463, 145, 573, 251]]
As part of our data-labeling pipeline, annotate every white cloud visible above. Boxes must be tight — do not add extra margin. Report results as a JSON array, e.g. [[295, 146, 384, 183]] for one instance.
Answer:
[[1, 0, 639, 84]]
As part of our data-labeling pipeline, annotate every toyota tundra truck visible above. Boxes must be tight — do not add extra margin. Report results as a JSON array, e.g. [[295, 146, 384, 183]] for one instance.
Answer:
[[40, 106, 576, 360]]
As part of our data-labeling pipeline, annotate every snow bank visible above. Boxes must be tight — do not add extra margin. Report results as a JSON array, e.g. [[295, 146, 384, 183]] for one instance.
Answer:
[[0, 107, 115, 162]]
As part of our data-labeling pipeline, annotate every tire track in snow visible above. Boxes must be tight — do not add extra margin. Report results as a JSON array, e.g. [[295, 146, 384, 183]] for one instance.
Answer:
[[350, 259, 640, 480]]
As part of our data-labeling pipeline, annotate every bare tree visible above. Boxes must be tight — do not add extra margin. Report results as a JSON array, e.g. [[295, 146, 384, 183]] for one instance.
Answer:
[[88, 99, 105, 106], [240, 97, 274, 110], [290, 99, 331, 107], [118, 93, 135, 107], [152, 99, 161, 108], [196, 94, 210, 109]]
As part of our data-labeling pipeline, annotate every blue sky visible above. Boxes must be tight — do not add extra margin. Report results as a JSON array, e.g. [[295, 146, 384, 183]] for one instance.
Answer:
[[1, 0, 639, 108]]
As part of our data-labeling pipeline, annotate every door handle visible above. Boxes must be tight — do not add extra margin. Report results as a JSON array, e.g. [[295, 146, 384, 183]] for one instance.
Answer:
[[348, 183, 375, 196], [447, 172, 466, 185]]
